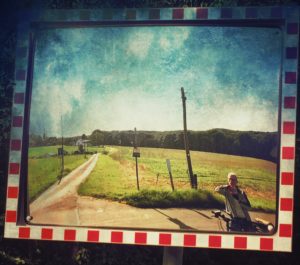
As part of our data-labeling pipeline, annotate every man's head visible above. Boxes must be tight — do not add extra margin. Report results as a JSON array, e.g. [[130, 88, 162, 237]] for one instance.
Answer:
[[227, 172, 238, 188]]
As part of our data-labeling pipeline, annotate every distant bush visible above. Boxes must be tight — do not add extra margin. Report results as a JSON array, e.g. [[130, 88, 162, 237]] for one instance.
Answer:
[[109, 151, 122, 161], [101, 150, 109, 155]]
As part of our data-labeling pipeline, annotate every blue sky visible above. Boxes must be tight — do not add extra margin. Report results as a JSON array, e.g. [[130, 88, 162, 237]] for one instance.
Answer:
[[30, 25, 282, 137]]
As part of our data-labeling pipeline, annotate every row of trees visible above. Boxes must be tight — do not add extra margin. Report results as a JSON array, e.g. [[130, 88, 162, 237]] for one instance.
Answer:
[[30, 128, 277, 162]]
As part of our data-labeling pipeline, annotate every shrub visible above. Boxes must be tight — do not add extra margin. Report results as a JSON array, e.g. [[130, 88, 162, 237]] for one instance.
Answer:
[[122, 189, 224, 209]]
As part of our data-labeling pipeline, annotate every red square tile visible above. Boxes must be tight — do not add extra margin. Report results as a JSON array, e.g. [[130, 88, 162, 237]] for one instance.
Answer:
[[64, 229, 76, 241], [209, 235, 221, 248], [282, 147, 295, 160], [159, 233, 171, 245], [87, 230, 99, 242], [279, 224, 292, 237], [286, 47, 298, 59], [11, 139, 21, 151], [281, 172, 294, 185], [16, 70, 26, 80], [41, 228, 53, 240], [234, 237, 247, 249], [173, 9, 184, 19], [19, 227, 30, 239], [9, 163, 20, 175], [14, 93, 25, 104], [221, 8, 232, 19], [7, 186, 18, 198], [280, 198, 293, 211], [135, 232, 147, 244], [283, 122, 295, 134], [284, 97, 296, 109], [196, 8, 208, 19], [271, 7, 282, 18], [5, 210, 17, 223], [184, 234, 196, 247], [245, 8, 257, 18], [260, 238, 273, 251], [126, 10, 136, 20], [12, 116, 23, 127], [285, 72, 297, 84], [111, 231, 123, 243], [287, 23, 298, 34]]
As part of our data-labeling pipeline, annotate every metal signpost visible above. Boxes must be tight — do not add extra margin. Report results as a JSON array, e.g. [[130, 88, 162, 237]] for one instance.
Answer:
[[166, 159, 175, 191], [132, 127, 140, 190]]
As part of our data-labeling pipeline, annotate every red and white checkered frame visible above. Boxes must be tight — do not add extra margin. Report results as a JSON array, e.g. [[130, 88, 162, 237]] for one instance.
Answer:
[[5, 6, 299, 252]]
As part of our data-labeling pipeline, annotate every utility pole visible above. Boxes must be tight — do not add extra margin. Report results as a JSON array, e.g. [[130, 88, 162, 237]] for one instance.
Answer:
[[181, 87, 196, 189]]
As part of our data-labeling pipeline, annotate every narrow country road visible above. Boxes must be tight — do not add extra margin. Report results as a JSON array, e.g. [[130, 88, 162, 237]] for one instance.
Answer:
[[30, 153, 275, 231], [30, 153, 99, 225]]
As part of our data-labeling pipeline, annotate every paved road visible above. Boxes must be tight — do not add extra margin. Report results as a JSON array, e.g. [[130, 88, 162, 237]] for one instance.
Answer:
[[30, 154, 99, 224], [30, 154, 275, 232]]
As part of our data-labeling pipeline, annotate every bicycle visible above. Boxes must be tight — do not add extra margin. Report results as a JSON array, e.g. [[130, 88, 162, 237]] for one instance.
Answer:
[[211, 210, 275, 233]]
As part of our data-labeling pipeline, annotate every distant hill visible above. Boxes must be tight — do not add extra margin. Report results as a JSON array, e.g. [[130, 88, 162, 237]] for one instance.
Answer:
[[29, 128, 278, 162]]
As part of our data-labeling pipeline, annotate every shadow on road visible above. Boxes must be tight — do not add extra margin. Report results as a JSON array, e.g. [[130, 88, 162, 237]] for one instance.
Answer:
[[154, 209, 195, 230], [192, 210, 213, 219]]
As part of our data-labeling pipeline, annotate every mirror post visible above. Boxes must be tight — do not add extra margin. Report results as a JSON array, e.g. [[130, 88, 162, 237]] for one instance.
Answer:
[[162, 247, 183, 265]]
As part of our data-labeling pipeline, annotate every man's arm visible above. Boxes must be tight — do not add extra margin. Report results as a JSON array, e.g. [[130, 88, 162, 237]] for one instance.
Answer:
[[215, 185, 228, 196]]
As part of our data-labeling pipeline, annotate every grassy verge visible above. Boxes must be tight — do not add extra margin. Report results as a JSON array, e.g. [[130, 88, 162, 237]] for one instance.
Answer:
[[78, 146, 276, 212], [29, 154, 91, 202]]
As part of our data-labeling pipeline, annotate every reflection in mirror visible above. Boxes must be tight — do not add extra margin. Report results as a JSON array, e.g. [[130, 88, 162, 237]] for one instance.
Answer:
[[28, 25, 281, 233]]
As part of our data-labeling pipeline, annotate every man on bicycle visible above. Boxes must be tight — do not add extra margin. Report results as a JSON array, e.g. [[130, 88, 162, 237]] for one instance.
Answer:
[[215, 172, 253, 232]]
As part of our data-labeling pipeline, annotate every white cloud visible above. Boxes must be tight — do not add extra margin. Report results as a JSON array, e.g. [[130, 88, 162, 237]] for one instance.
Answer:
[[81, 89, 182, 132], [30, 78, 84, 136], [126, 31, 154, 59], [159, 27, 190, 51], [188, 94, 278, 132], [31, 79, 278, 137], [159, 37, 171, 51]]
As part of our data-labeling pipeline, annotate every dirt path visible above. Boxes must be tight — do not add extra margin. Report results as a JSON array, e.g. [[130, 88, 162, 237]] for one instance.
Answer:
[[30, 154, 99, 224], [30, 153, 275, 231]]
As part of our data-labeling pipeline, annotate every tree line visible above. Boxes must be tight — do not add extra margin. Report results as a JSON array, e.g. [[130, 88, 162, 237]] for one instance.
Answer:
[[30, 128, 277, 162]]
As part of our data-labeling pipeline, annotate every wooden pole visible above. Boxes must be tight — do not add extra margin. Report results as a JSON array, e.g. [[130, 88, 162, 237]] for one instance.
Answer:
[[181, 87, 195, 189], [134, 127, 140, 190], [59, 115, 64, 184], [166, 159, 175, 191], [135, 156, 140, 190], [134, 127, 137, 148]]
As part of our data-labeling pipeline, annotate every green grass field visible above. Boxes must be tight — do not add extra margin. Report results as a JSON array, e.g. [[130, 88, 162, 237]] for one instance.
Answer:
[[78, 146, 277, 212], [28, 145, 94, 201]]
